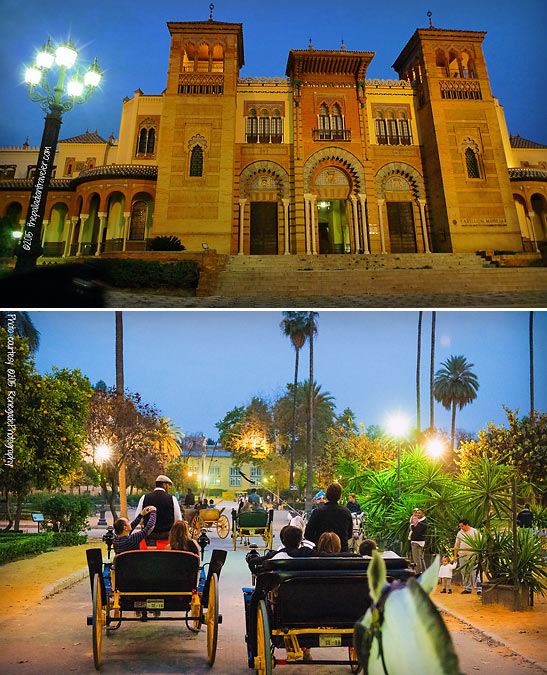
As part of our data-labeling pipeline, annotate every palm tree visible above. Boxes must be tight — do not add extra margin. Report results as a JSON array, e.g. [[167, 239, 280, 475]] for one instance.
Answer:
[[115, 311, 128, 518], [305, 312, 319, 509], [0, 311, 39, 353], [434, 355, 479, 452], [429, 311, 436, 429], [280, 311, 309, 488], [416, 311, 422, 432], [155, 417, 185, 463], [530, 311, 534, 415]]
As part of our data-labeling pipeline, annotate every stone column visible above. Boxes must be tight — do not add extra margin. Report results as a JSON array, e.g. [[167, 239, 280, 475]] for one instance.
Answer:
[[350, 195, 359, 253], [418, 199, 431, 253], [95, 212, 107, 256], [310, 195, 318, 255], [77, 214, 88, 256], [238, 199, 247, 255], [377, 199, 387, 253], [282, 198, 291, 255], [40, 220, 49, 248], [122, 212, 131, 251], [303, 194, 312, 254], [358, 193, 369, 254], [63, 217, 77, 257], [528, 211, 540, 253]]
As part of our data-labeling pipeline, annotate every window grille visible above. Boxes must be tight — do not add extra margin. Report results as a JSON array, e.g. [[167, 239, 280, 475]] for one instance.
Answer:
[[129, 201, 147, 240], [146, 129, 155, 154], [465, 147, 480, 178], [208, 466, 221, 486], [271, 111, 282, 143], [229, 467, 241, 487], [137, 128, 147, 154], [190, 145, 204, 177]]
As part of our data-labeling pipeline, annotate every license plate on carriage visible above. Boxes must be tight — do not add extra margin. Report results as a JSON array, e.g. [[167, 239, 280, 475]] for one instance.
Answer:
[[319, 635, 342, 647], [134, 599, 164, 609]]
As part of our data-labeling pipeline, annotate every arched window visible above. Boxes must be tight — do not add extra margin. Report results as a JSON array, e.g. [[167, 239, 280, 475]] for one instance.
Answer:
[[247, 109, 258, 143], [211, 44, 224, 73], [435, 49, 447, 69], [137, 128, 147, 154], [197, 43, 209, 72], [448, 51, 460, 78], [387, 111, 399, 145], [332, 104, 344, 140], [375, 111, 387, 145], [468, 58, 477, 79], [259, 110, 270, 143], [182, 44, 195, 72], [190, 145, 204, 177], [129, 201, 147, 240], [271, 109, 282, 143], [398, 111, 411, 145], [465, 147, 480, 178], [319, 104, 330, 140], [146, 128, 155, 155]]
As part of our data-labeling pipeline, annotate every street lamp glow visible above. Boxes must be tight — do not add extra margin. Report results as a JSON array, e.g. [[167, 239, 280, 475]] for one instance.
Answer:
[[25, 67, 42, 85], [386, 413, 410, 438], [67, 72, 84, 97], [36, 38, 55, 70], [12, 231, 23, 239], [95, 443, 111, 463], [55, 41, 78, 68], [84, 58, 102, 88], [426, 437, 446, 458]]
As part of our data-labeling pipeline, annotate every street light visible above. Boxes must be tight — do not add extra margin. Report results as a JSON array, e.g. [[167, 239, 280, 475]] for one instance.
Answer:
[[425, 436, 446, 459], [95, 442, 111, 464], [15, 38, 102, 271], [386, 413, 410, 500]]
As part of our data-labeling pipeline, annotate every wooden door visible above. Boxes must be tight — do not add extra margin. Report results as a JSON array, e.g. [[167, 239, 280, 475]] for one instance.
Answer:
[[250, 202, 278, 254], [387, 202, 417, 253]]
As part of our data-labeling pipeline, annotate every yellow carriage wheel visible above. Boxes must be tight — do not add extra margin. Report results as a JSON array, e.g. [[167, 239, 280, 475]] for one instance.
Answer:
[[206, 573, 219, 666], [255, 599, 272, 675], [216, 514, 230, 539], [92, 573, 105, 670], [191, 514, 203, 537]]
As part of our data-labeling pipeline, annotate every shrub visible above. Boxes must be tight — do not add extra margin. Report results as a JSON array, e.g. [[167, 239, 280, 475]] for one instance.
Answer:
[[42, 493, 92, 533], [92, 259, 199, 289], [148, 235, 186, 251], [0, 533, 54, 565], [51, 532, 88, 546]]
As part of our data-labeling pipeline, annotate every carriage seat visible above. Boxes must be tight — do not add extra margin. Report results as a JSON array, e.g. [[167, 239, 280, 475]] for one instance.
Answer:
[[114, 550, 199, 593]]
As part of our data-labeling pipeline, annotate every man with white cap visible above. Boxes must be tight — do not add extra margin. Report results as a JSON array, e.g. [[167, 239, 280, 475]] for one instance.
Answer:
[[136, 475, 182, 542]]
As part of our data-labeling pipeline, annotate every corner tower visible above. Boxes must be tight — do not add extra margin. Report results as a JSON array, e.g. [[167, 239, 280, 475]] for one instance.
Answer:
[[393, 25, 521, 252], [154, 17, 244, 251]]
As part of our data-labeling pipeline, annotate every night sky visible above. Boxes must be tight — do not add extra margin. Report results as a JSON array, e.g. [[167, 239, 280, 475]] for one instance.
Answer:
[[0, 0, 545, 147], [30, 310, 547, 443]]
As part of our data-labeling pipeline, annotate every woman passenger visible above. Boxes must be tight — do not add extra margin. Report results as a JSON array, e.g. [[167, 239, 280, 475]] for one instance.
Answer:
[[165, 520, 199, 556], [316, 531, 341, 555]]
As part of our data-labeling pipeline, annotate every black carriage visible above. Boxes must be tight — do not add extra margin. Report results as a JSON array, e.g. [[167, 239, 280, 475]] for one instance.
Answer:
[[243, 556, 414, 674], [86, 547, 226, 670]]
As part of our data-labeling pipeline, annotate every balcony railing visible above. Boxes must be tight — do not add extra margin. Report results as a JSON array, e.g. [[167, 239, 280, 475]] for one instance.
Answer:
[[246, 133, 283, 144], [313, 129, 351, 142]]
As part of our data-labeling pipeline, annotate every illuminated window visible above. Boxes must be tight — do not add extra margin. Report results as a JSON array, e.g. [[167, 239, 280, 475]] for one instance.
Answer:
[[387, 111, 399, 145], [271, 110, 282, 143], [375, 111, 387, 145], [208, 466, 221, 486], [259, 110, 270, 143]]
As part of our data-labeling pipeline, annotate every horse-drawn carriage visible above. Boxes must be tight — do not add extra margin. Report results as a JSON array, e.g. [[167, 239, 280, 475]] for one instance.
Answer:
[[232, 509, 274, 550], [243, 555, 414, 674], [86, 547, 226, 670], [182, 506, 231, 539]]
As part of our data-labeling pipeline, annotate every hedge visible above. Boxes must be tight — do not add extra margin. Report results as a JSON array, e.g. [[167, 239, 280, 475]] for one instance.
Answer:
[[92, 259, 199, 289], [0, 532, 88, 565]]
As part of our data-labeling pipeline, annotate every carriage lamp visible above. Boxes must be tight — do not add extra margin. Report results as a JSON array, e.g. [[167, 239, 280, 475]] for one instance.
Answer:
[[16, 37, 102, 271], [102, 525, 115, 558], [197, 528, 210, 560]]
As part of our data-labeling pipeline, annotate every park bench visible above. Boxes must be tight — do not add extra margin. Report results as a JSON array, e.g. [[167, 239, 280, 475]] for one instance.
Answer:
[[243, 555, 414, 674], [86, 547, 226, 670]]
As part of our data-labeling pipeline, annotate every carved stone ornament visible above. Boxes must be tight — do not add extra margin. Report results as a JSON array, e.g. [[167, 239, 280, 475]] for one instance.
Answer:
[[187, 134, 208, 150], [385, 176, 410, 191], [315, 168, 349, 186]]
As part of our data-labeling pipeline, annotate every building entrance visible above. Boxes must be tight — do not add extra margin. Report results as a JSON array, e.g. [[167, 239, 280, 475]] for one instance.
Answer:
[[386, 202, 417, 253], [250, 202, 278, 254], [317, 199, 350, 254]]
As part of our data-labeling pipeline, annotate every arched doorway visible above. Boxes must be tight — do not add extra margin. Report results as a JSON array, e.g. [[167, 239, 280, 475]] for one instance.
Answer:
[[313, 168, 352, 254], [44, 203, 68, 256], [531, 193, 547, 243]]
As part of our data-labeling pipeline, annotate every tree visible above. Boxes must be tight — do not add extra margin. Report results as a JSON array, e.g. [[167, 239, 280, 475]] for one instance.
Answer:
[[216, 397, 274, 466], [0, 311, 40, 353], [84, 387, 161, 519], [416, 311, 422, 432], [530, 311, 534, 414], [261, 454, 290, 497], [0, 328, 92, 529], [433, 355, 479, 451], [280, 311, 309, 488], [115, 311, 128, 519], [154, 417, 185, 463], [305, 311, 319, 509]]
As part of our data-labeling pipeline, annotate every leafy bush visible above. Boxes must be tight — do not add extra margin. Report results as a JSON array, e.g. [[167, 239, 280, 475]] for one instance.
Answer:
[[92, 259, 199, 289], [148, 235, 186, 251], [51, 532, 88, 546], [531, 504, 547, 529], [42, 493, 92, 533], [0, 533, 54, 565]]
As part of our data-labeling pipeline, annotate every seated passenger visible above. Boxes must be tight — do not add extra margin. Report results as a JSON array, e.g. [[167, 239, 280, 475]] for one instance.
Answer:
[[315, 531, 341, 555], [113, 506, 157, 555], [207, 499, 216, 508], [289, 515, 315, 549], [268, 525, 312, 559], [165, 520, 199, 556], [359, 538, 399, 559], [347, 494, 362, 514]]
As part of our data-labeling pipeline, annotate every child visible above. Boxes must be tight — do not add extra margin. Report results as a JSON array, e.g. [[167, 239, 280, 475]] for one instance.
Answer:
[[438, 555, 457, 593]]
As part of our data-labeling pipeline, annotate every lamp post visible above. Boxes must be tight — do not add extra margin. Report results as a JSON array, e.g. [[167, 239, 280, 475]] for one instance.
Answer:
[[15, 38, 102, 271], [386, 414, 410, 500]]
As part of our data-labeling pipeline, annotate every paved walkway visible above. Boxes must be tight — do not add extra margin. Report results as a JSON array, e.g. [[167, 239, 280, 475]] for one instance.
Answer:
[[105, 290, 547, 308]]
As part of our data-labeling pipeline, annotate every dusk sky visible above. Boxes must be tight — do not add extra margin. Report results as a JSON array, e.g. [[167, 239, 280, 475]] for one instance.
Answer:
[[0, 0, 545, 147], [30, 310, 546, 443]]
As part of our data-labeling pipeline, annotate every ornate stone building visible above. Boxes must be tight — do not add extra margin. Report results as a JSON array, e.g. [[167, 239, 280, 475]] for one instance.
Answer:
[[1, 15, 546, 257]]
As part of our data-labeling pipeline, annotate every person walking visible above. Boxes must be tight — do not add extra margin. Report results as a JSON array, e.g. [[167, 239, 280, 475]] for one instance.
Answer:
[[410, 508, 427, 574], [136, 474, 182, 543], [517, 504, 534, 528], [304, 483, 353, 552], [454, 519, 481, 594]]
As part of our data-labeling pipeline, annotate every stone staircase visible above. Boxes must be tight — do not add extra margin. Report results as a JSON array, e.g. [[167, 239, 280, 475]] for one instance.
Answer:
[[213, 254, 547, 297]]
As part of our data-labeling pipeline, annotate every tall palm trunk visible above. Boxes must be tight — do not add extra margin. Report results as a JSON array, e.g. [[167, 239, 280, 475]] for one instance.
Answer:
[[290, 347, 300, 488], [450, 400, 457, 452], [116, 311, 128, 519], [430, 311, 436, 429], [416, 311, 422, 432], [530, 311, 534, 415], [306, 327, 314, 509]]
